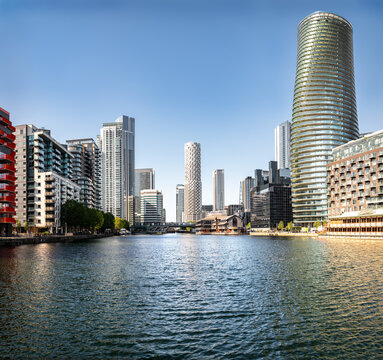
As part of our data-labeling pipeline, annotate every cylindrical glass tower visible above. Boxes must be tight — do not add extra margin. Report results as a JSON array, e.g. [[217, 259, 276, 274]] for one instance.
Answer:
[[291, 12, 359, 226]]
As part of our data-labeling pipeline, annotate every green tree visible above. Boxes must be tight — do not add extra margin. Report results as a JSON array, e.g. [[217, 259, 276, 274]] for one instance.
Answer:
[[313, 220, 322, 229], [102, 212, 115, 231], [24, 220, 29, 233], [115, 217, 124, 230], [277, 221, 284, 231], [286, 222, 293, 232], [16, 220, 21, 233], [94, 210, 104, 231]]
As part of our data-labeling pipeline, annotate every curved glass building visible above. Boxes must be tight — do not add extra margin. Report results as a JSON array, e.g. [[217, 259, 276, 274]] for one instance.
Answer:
[[291, 12, 359, 226]]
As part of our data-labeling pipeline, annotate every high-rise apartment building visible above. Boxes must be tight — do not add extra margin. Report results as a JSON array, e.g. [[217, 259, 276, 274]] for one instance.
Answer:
[[213, 169, 225, 211], [99, 116, 135, 222], [176, 184, 184, 223], [291, 12, 359, 226], [0, 108, 16, 236], [275, 121, 291, 169], [14, 125, 80, 232], [140, 189, 163, 224], [66, 138, 101, 210], [184, 142, 201, 222]]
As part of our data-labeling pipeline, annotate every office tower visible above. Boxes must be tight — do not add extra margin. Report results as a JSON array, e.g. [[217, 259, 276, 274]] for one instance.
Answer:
[[134, 168, 155, 223], [328, 130, 383, 216], [0, 108, 15, 236], [135, 168, 155, 195], [213, 169, 225, 211], [241, 176, 255, 211], [184, 142, 201, 222], [275, 121, 291, 169], [269, 161, 280, 185], [140, 189, 163, 224], [14, 125, 80, 232], [100, 116, 135, 221], [291, 12, 359, 226], [66, 138, 101, 210], [176, 184, 184, 223]]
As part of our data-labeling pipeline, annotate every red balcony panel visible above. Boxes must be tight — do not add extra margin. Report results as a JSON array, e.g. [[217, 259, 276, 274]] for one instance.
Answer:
[[0, 217, 16, 224], [0, 139, 16, 150], [0, 154, 15, 163], [0, 130, 16, 142], [0, 195, 16, 203], [0, 164, 15, 172], [0, 116, 11, 127], [0, 185, 16, 192], [0, 107, 10, 116], [0, 207, 16, 214], [0, 174, 16, 182], [8, 124, 15, 132]]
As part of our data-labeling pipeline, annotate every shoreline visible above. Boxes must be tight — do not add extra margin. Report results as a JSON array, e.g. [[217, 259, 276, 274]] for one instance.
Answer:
[[0, 234, 112, 247]]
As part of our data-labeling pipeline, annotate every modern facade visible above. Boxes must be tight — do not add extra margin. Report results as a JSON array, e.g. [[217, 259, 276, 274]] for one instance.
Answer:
[[140, 189, 163, 224], [327, 130, 383, 217], [14, 125, 80, 232], [184, 142, 201, 222], [100, 116, 135, 222], [66, 138, 101, 210], [176, 184, 184, 223], [275, 121, 291, 169], [251, 161, 292, 229], [0, 108, 16, 236], [213, 169, 225, 211], [291, 12, 359, 226], [134, 168, 155, 223]]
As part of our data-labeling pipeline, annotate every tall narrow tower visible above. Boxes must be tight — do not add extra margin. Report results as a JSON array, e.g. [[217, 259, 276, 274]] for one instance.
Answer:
[[184, 142, 201, 222], [100, 115, 135, 221], [213, 169, 225, 211], [275, 121, 291, 169], [291, 12, 359, 226]]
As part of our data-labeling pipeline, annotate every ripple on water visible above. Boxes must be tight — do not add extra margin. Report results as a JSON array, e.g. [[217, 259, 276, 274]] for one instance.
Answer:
[[0, 235, 383, 359]]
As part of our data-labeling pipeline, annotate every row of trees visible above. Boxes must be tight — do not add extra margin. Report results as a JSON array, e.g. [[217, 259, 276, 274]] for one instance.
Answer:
[[61, 200, 130, 233], [277, 220, 326, 232], [61, 200, 114, 233]]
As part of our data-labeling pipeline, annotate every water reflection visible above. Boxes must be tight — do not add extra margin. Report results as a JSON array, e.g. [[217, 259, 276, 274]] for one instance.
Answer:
[[0, 235, 382, 358]]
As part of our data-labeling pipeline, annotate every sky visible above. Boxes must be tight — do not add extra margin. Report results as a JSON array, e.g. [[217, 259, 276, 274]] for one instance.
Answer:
[[1, 0, 383, 221]]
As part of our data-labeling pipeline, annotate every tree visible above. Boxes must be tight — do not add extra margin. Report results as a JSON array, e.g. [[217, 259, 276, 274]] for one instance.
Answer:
[[24, 220, 29, 233], [16, 220, 21, 233], [94, 210, 104, 231], [313, 220, 322, 229], [277, 221, 284, 231], [286, 222, 293, 232], [115, 217, 124, 230], [102, 212, 115, 231]]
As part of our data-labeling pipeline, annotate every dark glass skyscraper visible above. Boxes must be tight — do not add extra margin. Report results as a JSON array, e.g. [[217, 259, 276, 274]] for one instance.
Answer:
[[291, 12, 359, 226]]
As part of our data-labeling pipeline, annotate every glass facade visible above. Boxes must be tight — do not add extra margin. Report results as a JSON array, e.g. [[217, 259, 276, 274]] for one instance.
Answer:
[[291, 12, 359, 226]]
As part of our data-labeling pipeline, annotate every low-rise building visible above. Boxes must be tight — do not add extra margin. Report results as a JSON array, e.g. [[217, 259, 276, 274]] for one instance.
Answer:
[[196, 214, 244, 234]]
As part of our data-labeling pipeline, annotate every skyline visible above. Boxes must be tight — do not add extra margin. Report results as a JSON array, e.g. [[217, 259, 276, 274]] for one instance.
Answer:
[[2, 1, 383, 220]]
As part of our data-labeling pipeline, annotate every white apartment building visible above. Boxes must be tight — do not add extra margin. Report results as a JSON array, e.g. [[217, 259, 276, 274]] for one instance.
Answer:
[[275, 120, 291, 169]]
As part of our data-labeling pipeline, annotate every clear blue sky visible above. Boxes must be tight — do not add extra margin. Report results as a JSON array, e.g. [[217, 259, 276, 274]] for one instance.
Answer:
[[1, 0, 383, 221]]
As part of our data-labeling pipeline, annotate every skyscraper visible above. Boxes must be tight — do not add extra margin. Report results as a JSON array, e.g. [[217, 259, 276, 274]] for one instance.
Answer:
[[213, 169, 225, 211], [140, 189, 163, 224], [241, 176, 255, 212], [100, 116, 135, 221], [184, 142, 201, 222], [176, 184, 184, 223], [291, 12, 359, 226], [275, 121, 291, 169]]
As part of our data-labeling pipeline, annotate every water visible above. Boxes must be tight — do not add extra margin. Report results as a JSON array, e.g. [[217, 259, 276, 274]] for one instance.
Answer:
[[0, 235, 382, 359]]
